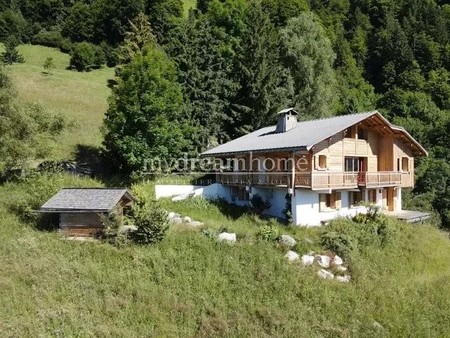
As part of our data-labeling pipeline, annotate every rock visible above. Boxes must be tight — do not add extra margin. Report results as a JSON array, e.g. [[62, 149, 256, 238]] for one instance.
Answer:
[[372, 321, 384, 331], [317, 269, 334, 280], [332, 255, 344, 266], [118, 225, 137, 234], [187, 221, 204, 227], [167, 212, 180, 220], [315, 255, 331, 268], [279, 235, 297, 247], [335, 265, 347, 272], [218, 232, 236, 243], [301, 254, 315, 266], [169, 217, 183, 224], [183, 216, 192, 223], [285, 250, 299, 261], [336, 275, 351, 283]]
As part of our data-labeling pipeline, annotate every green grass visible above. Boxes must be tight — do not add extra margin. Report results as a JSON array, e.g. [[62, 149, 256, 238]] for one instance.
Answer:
[[1, 175, 450, 337], [3, 44, 114, 160]]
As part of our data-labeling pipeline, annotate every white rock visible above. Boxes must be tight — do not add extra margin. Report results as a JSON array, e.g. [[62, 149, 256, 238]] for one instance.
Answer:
[[315, 255, 331, 268], [335, 265, 347, 272], [317, 269, 334, 280], [336, 275, 351, 283], [285, 250, 299, 261], [183, 216, 192, 223], [118, 225, 137, 233], [167, 212, 177, 219], [301, 254, 315, 266], [169, 217, 183, 224], [332, 255, 344, 266], [187, 221, 204, 227], [218, 232, 236, 243], [279, 234, 297, 247]]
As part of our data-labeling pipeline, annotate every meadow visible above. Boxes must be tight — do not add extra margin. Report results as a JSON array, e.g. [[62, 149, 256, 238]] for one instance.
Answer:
[[2, 44, 113, 160], [1, 173, 450, 337]]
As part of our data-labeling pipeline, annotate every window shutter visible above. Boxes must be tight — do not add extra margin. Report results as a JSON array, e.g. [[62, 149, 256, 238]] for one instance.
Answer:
[[335, 192, 341, 209], [319, 194, 326, 211]]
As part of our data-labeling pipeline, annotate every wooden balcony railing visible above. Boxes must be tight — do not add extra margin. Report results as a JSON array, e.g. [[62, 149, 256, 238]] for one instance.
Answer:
[[216, 171, 412, 190]]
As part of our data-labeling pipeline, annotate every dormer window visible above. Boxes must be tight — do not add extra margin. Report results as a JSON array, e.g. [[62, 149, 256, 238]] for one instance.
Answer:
[[318, 155, 327, 169]]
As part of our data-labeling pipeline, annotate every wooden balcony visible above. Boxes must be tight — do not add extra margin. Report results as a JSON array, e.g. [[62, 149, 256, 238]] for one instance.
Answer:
[[216, 171, 412, 190]]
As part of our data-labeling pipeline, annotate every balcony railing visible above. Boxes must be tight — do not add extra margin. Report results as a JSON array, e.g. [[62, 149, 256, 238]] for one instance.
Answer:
[[216, 171, 411, 190]]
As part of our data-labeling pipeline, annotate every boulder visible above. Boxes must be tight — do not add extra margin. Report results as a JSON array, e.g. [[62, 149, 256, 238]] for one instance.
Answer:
[[279, 235, 297, 247], [169, 217, 183, 224], [218, 232, 236, 243], [315, 255, 331, 268], [285, 250, 299, 261], [301, 254, 315, 266], [187, 221, 204, 227], [183, 216, 192, 223], [167, 212, 180, 220], [317, 269, 334, 280], [332, 255, 344, 266], [119, 225, 137, 234], [336, 275, 351, 283], [335, 265, 347, 272]]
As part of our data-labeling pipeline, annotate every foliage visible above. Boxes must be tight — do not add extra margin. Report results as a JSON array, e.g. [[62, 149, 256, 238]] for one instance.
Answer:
[[132, 201, 169, 245], [283, 193, 293, 224], [1, 37, 25, 64], [257, 223, 279, 241], [69, 42, 105, 71], [42, 57, 54, 74], [103, 45, 188, 176], [31, 29, 73, 53], [250, 194, 271, 216], [99, 207, 130, 246], [279, 13, 337, 119]]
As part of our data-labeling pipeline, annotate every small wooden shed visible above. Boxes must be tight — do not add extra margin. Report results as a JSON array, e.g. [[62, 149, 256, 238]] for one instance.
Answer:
[[41, 188, 134, 237]]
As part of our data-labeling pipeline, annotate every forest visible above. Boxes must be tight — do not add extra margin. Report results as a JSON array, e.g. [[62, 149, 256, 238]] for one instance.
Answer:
[[0, 0, 449, 227]]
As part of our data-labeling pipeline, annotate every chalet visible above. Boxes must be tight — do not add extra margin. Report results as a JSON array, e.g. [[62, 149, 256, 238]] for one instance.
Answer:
[[201, 109, 429, 226], [41, 188, 134, 236]]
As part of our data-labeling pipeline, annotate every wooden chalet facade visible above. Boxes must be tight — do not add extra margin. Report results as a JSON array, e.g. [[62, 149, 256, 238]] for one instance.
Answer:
[[201, 109, 427, 226], [41, 188, 134, 236]]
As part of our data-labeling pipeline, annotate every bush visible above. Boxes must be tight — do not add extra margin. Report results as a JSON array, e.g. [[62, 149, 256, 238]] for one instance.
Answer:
[[32, 29, 73, 53], [70, 42, 105, 71], [250, 194, 271, 215], [99, 208, 130, 246], [132, 202, 169, 245], [1, 37, 24, 64], [257, 224, 279, 241]]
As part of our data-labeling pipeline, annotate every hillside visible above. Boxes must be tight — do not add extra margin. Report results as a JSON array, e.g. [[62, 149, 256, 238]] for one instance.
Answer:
[[3, 45, 113, 160], [1, 174, 450, 337]]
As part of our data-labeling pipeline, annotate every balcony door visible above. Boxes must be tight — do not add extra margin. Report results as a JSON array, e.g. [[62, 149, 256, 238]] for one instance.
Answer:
[[345, 157, 367, 185]]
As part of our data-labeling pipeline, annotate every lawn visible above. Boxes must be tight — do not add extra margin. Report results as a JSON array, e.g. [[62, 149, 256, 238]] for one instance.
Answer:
[[1, 174, 450, 337], [3, 44, 113, 160]]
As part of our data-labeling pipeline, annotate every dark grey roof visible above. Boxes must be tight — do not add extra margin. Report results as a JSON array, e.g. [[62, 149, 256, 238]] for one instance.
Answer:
[[202, 111, 378, 156], [41, 188, 134, 213]]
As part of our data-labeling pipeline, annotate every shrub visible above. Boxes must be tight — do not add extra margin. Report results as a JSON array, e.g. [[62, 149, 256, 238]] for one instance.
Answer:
[[70, 42, 105, 71], [31, 29, 73, 53], [1, 37, 24, 64], [99, 208, 130, 246], [257, 224, 279, 242], [132, 202, 169, 245], [250, 194, 271, 215]]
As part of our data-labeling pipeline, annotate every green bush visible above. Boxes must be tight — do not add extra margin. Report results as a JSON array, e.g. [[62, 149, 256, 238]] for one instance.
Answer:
[[99, 208, 130, 246], [257, 224, 279, 241], [32, 29, 73, 53], [1, 37, 24, 64], [70, 42, 105, 71], [132, 202, 169, 245]]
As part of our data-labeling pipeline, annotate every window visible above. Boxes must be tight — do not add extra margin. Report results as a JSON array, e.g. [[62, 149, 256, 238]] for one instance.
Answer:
[[318, 155, 327, 169], [350, 191, 364, 207], [344, 125, 356, 139], [402, 157, 409, 172], [319, 192, 341, 211], [345, 157, 359, 172], [231, 186, 249, 201]]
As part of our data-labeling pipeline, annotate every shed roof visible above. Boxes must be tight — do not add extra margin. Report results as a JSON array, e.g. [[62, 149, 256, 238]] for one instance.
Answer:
[[41, 188, 134, 213], [201, 111, 427, 157]]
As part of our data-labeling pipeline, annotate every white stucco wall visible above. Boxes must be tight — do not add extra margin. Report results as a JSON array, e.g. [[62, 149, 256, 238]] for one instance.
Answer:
[[252, 187, 287, 219], [292, 189, 367, 227], [155, 184, 230, 200]]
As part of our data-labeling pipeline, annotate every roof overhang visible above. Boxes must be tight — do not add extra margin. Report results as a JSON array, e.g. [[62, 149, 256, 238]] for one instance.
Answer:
[[200, 146, 308, 158]]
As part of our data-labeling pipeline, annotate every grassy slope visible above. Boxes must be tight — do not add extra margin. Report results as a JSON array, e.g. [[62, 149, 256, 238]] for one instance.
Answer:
[[3, 44, 113, 160], [1, 177, 450, 337]]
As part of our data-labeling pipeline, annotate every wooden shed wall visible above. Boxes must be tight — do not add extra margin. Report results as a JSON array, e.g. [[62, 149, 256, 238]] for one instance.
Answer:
[[60, 213, 104, 237]]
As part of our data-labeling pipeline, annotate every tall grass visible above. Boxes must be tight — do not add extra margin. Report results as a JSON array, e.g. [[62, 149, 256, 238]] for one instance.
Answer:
[[1, 176, 450, 337]]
